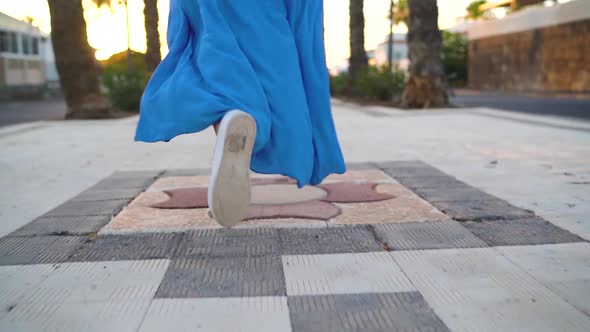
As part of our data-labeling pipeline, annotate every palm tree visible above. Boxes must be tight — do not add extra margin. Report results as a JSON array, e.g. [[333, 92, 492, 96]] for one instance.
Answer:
[[47, 0, 112, 119], [400, 0, 448, 108], [143, 0, 161, 72], [348, 0, 367, 83]]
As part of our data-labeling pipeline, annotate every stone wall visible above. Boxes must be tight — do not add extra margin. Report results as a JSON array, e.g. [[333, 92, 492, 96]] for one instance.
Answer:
[[468, 19, 590, 94]]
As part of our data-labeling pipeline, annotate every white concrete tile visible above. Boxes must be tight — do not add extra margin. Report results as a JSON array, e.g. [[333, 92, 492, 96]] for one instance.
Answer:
[[392, 247, 590, 332], [139, 297, 291, 332], [282, 252, 415, 296], [0, 260, 169, 332], [497, 243, 590, 316]]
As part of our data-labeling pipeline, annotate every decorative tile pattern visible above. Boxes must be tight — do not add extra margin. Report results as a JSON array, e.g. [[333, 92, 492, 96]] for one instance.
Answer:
[[373, 220, 488, 250], [155, 256, 285, 298], [462, 218, 586, 246], [289, 292, 450, 332], [497, 243, 590, 316], [392, 248, 590, 332], [0, 260, 168, 332], [279, 226, 383, 255], [9, 215, 111, 236], [175, 228, 280, 258], [330, 184, 450, 225], [247, 200, 341, 221], [282, 252, 414, 296], [67, 233, 179, 262], [139, 297, 291, 332], [0, 236, 86, 265]]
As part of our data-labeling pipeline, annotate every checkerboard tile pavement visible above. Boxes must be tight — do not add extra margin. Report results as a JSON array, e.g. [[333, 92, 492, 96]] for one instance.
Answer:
[[1, 161, 589, 331]]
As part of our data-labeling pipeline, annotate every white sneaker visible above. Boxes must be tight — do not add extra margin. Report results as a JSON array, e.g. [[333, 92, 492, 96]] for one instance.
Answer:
[[208, 110, 256, 228]]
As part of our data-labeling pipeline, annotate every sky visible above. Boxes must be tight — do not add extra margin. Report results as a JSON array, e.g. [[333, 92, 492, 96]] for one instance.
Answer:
[[0, 0, 484, 68]]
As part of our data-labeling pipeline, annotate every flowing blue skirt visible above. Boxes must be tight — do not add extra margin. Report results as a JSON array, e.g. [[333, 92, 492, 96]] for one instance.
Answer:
[[135, 0, 346, 187]]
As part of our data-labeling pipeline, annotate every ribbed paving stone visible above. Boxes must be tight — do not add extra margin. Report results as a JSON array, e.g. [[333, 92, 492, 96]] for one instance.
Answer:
[[67, 233, 179, 262], [90, 175, 158, 191], [0, 260, 168, 332], [139, 297, 291, 332], [373, 220, 488, 250], [155, 256, 285, 298], [498, 243, 590, 316], [70, 188, 145, 202], [463, 218, 586, 246], [412, 186, 498, 202], [392, 248, 590, 332], [0, 236, 86, 265], [289, 292, 450, 332], [9, 215, 111, 236], [175, 228, 280, 257], [43, 199, 130, 218], [432, 199, 534, 221], [279, 226, 383, 255], [282, 252, 415, 296]]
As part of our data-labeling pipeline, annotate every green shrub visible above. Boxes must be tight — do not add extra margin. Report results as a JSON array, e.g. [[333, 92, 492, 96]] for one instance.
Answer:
[[330, 66, 405, 101], [330, 72, 349, 96], [101, 54, 149, 112], [442, 31, 468, 86], [355, 66, 405, 101]]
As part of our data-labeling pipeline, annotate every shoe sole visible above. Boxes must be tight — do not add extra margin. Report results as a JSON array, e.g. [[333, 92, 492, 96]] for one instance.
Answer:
[[208, 110, 256, 228]]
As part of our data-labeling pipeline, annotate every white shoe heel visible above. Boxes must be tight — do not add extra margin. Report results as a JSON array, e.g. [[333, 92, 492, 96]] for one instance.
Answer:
[[208, 110, 256, 228]]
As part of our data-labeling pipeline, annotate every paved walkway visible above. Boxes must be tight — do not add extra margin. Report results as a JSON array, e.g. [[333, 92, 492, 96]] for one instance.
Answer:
[[1, 103, 589, 331]]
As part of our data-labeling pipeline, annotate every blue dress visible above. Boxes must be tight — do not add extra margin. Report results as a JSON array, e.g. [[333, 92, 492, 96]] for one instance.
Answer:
[[135, 0, 346, 187]]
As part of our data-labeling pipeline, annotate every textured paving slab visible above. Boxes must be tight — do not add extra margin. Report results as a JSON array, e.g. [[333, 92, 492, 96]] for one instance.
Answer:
[[463, 217, 586, 246], [392, 248, 590, 332], [9, 215, 111, 236], [0, 260, 168, 332], [279, 226, 382, 255], [70, 187, 146, 202], [289, 292, 450, 332], [373, 220, 488, 250], [412, 186, 499, 202], [175, 228, 280, 258], [498, 243, 590, 316], [283, 252, 414, 296], [432, 199, 534, 221], [0, 264, 56, 312], [0, 236, 86, 265], [139, 297, 291, 332], [156, 256, 285, 298], [67, 233, 179, 262], [330, 183, 449, 225], [43, 199, 130, 218]]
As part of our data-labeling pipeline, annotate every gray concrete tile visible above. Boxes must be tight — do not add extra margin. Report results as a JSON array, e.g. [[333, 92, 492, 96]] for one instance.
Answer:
[[279, 226, 383, 255], [412, 186, 499, 202], [282, 252, 414, 296], [0, 236, 86, 265], [9, 215, 111, 236], [43, 199, 130, 217], [497, 243, 590, 316], [463, 218, 586, 246], [289, 292, 450, 332], [373, 220, 488, 250], [392, 248, 590, 332], [67, 233, 179, 262], [432, 199, 534, 221], [156, 256, 285, 298], [90, 176, 157, 190], [175, 228, 280, 258], [139, 297, 291, 332], [70, 188, 145, 202], [161, 168, 210, 177]]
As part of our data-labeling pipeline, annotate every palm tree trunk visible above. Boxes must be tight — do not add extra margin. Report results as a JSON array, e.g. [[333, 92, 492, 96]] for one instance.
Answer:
[[47, 0, 112, 119], [143, 0, 161, 72], [349, 0, 367, 83], [401, 0, 448, 108]]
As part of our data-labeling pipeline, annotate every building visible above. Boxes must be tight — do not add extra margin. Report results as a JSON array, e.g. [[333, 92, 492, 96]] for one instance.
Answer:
[[0, 12, 59, 94], [467, 0, 589, 94], [371, 33, 409, 72]]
